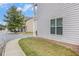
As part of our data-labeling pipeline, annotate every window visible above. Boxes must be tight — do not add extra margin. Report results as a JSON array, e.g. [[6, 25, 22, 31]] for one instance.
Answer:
[[50, 18, 63, 35], [50, 19, 55, 34], [56, 18, 63, 35]]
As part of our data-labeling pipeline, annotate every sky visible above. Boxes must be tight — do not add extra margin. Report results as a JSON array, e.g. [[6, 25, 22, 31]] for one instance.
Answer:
[[0, 3, 34, 25]]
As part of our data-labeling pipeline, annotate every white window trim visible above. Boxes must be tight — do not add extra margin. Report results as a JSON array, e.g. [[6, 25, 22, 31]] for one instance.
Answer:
[[55, 18, 57, 35], [50, 18, 63, 35]]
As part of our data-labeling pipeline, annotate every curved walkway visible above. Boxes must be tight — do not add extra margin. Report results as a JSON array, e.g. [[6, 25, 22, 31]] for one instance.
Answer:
[[3, 38, 25, 56]]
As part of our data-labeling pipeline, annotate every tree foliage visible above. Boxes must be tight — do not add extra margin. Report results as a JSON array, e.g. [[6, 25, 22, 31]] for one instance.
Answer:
[[4, 6, 25, 32]]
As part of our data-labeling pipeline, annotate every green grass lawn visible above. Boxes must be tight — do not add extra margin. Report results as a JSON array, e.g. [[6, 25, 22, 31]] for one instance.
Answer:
[[18, 37, 79, 56], [17, 32, 33, 35]]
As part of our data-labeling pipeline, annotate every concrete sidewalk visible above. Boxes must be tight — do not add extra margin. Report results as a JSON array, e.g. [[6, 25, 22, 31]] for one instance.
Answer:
[[3, 39, 25, 56]]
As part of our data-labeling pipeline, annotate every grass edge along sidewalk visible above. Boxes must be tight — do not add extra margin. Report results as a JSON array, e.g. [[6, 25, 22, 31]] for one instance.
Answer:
[[18, 37, 79, 56]]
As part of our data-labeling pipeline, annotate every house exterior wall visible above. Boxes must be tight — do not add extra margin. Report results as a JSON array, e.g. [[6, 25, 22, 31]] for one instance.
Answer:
[[37, 3, 79, 45], [26, 19, 33, 32]]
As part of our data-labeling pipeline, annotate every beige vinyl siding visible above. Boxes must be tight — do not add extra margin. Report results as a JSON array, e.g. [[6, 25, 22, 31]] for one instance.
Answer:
[[26, 19, 33, 32]]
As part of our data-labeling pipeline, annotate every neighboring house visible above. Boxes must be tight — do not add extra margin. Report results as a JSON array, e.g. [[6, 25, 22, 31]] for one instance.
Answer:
[[37, 3, 79, 45], [25, 17, 37, 33], [25, 18, 33, 32]]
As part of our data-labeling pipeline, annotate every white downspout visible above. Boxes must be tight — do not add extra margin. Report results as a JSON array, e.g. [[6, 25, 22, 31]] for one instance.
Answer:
[[33, 3, 36, 37]]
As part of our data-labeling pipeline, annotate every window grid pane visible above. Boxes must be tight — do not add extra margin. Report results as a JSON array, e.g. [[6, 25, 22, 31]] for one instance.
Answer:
[[56, 27, 63, 35], [50, 27, 55, 34], [57, 18, 63, 27], [50, 19, 55, 27]]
